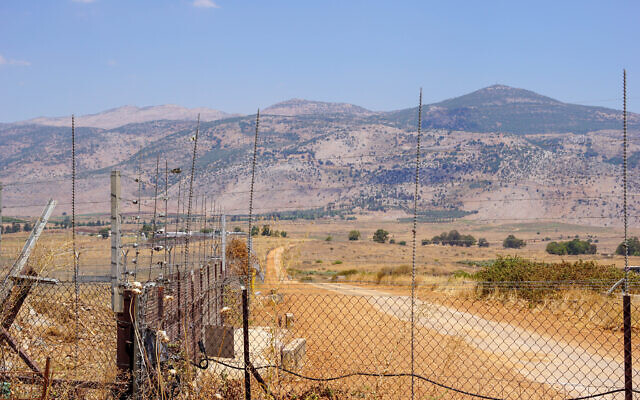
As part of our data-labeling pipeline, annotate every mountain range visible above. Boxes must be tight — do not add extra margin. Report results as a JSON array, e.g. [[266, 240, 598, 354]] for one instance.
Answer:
[[1, 84, 639, 226]]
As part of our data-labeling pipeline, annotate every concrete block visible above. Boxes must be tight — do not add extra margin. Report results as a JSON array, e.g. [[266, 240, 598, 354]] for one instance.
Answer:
[[281, 338, 306, 370]]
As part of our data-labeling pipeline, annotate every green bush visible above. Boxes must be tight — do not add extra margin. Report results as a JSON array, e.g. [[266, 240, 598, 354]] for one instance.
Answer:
[[332, 260, 343, 265], [478, 238, 489, 247], [503, 235, 526, 249], [616, 237, 640, 256], [373, 229, 389, 243], [398, 240, 407, 246], [475, 256, 627, 302], [348, 230, 361, 241], [546, 239, 596, 255]]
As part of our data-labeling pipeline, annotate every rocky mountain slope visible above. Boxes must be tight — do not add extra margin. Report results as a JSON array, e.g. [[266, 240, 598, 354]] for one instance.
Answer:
[[16, 105, 235, 129], [1, 85, 639, 226]]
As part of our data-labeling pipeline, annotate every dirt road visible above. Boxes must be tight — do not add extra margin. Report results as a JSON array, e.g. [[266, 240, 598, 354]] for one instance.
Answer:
[[313, 282, 633, 398], [264, 246, 288, 284]]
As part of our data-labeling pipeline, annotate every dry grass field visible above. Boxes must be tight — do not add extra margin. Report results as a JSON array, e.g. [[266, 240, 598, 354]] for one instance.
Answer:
[[2, 216, 640, 399]]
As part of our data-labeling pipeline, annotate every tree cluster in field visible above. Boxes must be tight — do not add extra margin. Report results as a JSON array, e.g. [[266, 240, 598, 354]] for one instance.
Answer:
[[421, 230, 489, 248], [1, 222, 32, 233], [616, 237, 640, 256], [425, 230, 478, 247], [52, 217, 108, 229], [250, 225, 287, 238], [546, 238, 596, 255]]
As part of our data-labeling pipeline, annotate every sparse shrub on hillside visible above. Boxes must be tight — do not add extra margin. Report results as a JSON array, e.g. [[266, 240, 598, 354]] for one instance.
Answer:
[[373, 229, 389, 243], [389, 239, 396, 244], [250, 226, 259, 236], [478, 238, 489, 247], [503, 234, 525, 249], [616, 237, 640, 256], [546, 239, 596, 255], [280, 231, 287, 237], [398, 240, 407, 246], [348, 230, 361, 241], [325, 235, 333, 242], [233, 226, 242, 232], [421, 239, 431, 245]]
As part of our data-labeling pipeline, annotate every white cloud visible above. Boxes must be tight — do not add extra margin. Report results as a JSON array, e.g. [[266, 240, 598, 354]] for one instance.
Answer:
[[193, 0, 219, 8], [0, 54, 31, 67]]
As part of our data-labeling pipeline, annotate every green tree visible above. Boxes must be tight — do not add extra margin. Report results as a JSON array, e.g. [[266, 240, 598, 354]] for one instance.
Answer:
[[280, 231, 287, 238], [261, 225, 271, 236], [98, 227, 110, 239], [546, 239, 596, 255], [348, 230, 361, 241], [616, 237, 640, 256], [503, 235, 526, 249], [478, 238, 489, 247], [373, 229, 389, 243], [251, 226, 259, 236]]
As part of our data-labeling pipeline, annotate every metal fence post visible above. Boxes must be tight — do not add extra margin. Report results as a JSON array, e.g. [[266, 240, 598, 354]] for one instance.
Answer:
[[242, 287, 251, 400], [111, 171, 123, 313], [115, 289, 135, 399], [624, 294, 633, 400], [0, 182, 3, 257]]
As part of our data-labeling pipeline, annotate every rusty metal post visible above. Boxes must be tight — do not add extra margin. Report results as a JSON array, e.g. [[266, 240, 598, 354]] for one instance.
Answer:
[[199, 268, 203, 336], [624, 294, 633, 400], [116, 289, 135, 399], [157, 286, 164, 330], [242, 287, 251, 400], [177, 270, 181, 336], [40, 357, 51, 400], [0, 182, 3, 257], [190, 271, 196, 359], [206, 264, 211, 325]]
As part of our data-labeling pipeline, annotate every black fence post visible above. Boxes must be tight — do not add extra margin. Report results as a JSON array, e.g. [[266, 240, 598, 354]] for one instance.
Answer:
[[624, 294, 633, 400], [242, 287, 251, 400], [115, 289, 135, 399]]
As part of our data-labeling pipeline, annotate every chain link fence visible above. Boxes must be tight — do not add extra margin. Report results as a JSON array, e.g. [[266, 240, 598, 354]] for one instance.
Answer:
[[191, 280, 640, 400]]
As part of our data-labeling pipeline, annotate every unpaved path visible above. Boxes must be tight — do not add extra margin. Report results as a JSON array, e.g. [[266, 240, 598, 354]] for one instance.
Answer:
[[264, 246, 289, 284], [313, 282, 633, 398]]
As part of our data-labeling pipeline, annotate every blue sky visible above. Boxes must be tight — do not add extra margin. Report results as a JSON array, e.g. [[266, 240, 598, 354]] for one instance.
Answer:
[[0, 0, 638, 122]]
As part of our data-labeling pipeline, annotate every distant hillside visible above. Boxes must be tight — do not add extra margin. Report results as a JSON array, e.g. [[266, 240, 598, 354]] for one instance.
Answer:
[[385, 85, 640, 134], [263, 99, 374, 117], [2, 84, 640, 225], [18, 105, 236, 130]]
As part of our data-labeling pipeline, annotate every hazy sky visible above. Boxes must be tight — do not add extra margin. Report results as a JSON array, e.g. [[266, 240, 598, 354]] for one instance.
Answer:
[[0, 0, 638, 121]]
